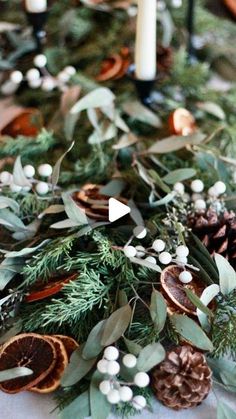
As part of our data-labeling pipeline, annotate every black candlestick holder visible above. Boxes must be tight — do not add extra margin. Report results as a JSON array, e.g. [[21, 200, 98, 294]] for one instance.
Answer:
[[127, 65, 162, 110], [26, 11, 48, 52]]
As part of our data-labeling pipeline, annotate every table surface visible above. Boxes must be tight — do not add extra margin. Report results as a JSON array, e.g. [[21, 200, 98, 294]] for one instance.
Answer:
[[1, 386, 236, 419]]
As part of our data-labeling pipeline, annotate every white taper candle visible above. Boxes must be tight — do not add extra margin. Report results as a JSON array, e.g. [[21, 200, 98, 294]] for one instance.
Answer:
[[135, 0, 157, 80], [25, 0, 47, 13]]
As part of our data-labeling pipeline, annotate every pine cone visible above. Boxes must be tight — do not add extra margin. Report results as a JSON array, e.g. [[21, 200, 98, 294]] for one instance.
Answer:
[[152, 346, 212, 410], [157, 46, 173, 74], [188, 209, 236, 270]]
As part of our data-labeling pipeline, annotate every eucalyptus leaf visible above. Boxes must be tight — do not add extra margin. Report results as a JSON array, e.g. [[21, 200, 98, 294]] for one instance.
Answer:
[[118, 290, 128, 307], [113, 133, 138, 150], [149, 191, 176, 207], [215, 254, 236, 295], [207, 357, 236, 391], [0, 209, 26, 231], [122, 101, 162, 128], [130, 256, 162, 273], [150, 290, 167, 333], [52, 141, 74, 190], [171, 314, 214, 351], [61, 344, 97, 387], [137, 342, 165, 372], [71, 88, 115, 114], [184, 288, 213, 317], [197, 284, 220, 330], [99, 179, 125, 197], [90, 371, 111, 419], [38, 204, 65, 219], [217, 401, 236, 419], [197, 101, 226, 120], [162, 168, 196, 185], [50, 218, 80, 229], [147, 132, 205, 154], [62, 192, 88, 225], [101, 304, 132, 346], [5, 240, 49, 258], [0, 321, 22, 344], [128, 199, 144, 226], [0, 367, 32, 382], [60, 391, 90, 419], [83, 320, 106, 360], [13, 156, 31, 187], [123, 337, 142, 356], [0, 197, 19, 213]]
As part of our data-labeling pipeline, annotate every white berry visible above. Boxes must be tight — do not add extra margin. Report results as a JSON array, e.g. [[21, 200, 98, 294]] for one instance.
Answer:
[[34, 54, 47, 68], [133, 226, 147, 239], [99, 380, 111, 395], [176, 256, 188, 265], [174, 182, 185, 195], [179, 270, 193, 284], [191, 179, 204, 193], [119, 386, 133, 402], [26, 68, 40, 82], [136, 245, 145, 258], [159, 252, 172, 265], [57, 71, 70, 83], [10, 71, 23, 84], [104, 346, 119, 361], [64, 66, 76, 76], [123, 354, 137, 368], [0, 171, 12, 184], [106, 360, 120, 376], [28, 78, 42, 89], [208, 186, 217, 198], [124, 245, 137, 258], [36, 181, 49, 195], [194, 199, 206, 212], [132, 395, 147, 410], [41, 77, 56, 92], [145, 256, 157, 265], [192, 193, 202, 202], [38, 163, 53, 177], [23, 165, 35, 178], [10, 183, 22, 193], [107, 389, 120, 404], [152, 239, 165, 252], [97, 359, 108, 374], [176, 245, 189, 258], [214, 181, 226, 195], [134, 372, 150, 388]]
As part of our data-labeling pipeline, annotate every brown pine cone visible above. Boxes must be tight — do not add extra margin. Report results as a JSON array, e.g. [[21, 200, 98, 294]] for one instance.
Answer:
[[188, 209, 236, 270], [152, 345, 212, 410], [157, 46, 173, 74]]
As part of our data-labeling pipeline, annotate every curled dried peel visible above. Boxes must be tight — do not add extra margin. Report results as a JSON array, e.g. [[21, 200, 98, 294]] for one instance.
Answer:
[[0, 333, 56, 394], [169, 108, 196, 136]]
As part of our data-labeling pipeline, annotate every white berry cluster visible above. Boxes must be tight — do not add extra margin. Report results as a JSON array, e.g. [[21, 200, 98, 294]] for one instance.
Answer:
[[0, 163, 53, 195], [174, 178, 226, 213], [1, 54, 76, 95], [97, 346, 149, 411]]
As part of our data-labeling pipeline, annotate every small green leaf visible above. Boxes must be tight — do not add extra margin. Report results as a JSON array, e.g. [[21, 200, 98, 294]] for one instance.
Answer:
[[52, 142, 74, 190], [0, 367, 32, 382], [118, 290, 128, 307], [101, 304, 132, 346], [0, 321, 22, 344], [171, 314, 214, 351], [122, 101, 162, 127], [130, 256, 162, 273], [13, 156, 31, 187], [61, 344, 97, 387], [184, 288, 213, 317], [5, 240, 49, 258], [59, 391, 90, 419], [217, 401, 236, 419], [0, 197, 19, 213], [197, 101, 226, 120], [150, 290, 167, 333], [215, 254, 236, 295], [137, 342, 166, 372], [113, 133, 138, 150], [38, 204, 65, 219], [147, 132, 205, 154], [90, 371, 111, 419], [62, 192, 88, 226], [123, 337, 142, 356], [83, 320, 106, 360], [99, 179, 125, 197], [162, 168, 196, 185], [197, 284, 220, 330], [71, 88, 115, 114]]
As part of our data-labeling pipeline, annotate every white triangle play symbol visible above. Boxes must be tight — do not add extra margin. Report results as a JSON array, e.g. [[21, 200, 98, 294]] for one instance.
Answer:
[[109, 198, 131, 222]]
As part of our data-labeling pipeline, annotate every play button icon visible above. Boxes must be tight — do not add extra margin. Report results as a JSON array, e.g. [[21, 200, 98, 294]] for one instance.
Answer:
[[109, 198, 131, 222]]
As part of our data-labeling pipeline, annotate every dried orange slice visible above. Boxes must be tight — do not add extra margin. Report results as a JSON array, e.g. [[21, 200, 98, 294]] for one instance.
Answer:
[[96, 54, 123, 81], [30, 336, 68, 393], [53, 335, 79, 359], [169, 108, 196, 136], [26, 274, 77, 303], [223, 0, 236, 18], [160, 265, 205, 316], [2, 109, 43, 138], [0, 333, 56, 394]]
